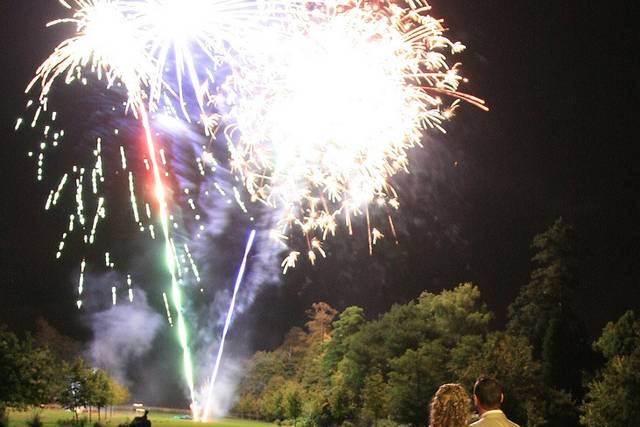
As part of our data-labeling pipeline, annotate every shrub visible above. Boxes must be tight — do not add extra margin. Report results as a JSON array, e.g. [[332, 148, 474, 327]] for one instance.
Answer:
[[57, 418, 87, 427], [27, 412, 43, 427], [0, 411, 9, 427]]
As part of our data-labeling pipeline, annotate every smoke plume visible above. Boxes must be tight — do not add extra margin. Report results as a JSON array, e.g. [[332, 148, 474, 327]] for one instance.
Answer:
[[86, 287, 163, 386]]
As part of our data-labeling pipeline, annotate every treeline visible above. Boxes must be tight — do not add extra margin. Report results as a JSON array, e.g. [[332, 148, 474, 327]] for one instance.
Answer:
[[232, 219, 640, 427], [0, 326, 129, 426]]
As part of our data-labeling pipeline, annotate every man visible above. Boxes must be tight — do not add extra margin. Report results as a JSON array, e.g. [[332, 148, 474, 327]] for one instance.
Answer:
[[470, 376, 519, 427], [131, 410, 151, 427]]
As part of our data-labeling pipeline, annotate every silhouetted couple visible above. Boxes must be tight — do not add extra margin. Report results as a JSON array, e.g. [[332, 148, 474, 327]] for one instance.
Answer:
[[429, 376, 519, 427]]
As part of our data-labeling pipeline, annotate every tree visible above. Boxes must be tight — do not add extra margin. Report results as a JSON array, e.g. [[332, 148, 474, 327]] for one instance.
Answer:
[[457, 333, 532, 420], [237, 351, 286, 399], [87, 369, 113, 420], [417, 282, 492, 345], [581, 311, 640, 427], [299, 347, 325, 391], [361, 369, 388, 424], [299, 303, 337, 390], [305, 390, 335, 427], [340, 302, 424, 398], [507, 218, 589, 396], [285, 386, 303, 425], [323, 306, 365, 375], [449, 331, 577, 427], [337, 284, 490, 400], [508, 219, 580, 351], [34, 318, 81, 362], [258, 375, 287, 421], [281, 326, 308, 371], [0, 326, 61, 414], [541, 316, 579, 390], [233, 303, 339, 422], [0, 325, 127, 423], [235, 394, 259, 419], [57, 358, 91, 421], [0, 327, 24, 414], [233, 282, 591, 426], [387, 340, 448, 427], [107, 378, 129, 419], [591, 310, 640, 359], [328, 371, 356, 424], [305, 302, 338, 346]]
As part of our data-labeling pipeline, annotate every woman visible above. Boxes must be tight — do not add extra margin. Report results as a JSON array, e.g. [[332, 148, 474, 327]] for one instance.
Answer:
[[429, 383, 471, 427]]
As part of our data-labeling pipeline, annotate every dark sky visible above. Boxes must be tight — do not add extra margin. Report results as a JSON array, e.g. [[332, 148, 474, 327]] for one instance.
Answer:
[[1, 0, 639, 356]]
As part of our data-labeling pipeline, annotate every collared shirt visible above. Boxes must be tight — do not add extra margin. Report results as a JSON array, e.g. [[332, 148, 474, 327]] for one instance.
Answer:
[[469, 409, 520, 427]]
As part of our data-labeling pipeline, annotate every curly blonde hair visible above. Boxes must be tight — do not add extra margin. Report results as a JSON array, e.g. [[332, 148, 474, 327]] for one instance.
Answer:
[[428, 383, 470, 427]]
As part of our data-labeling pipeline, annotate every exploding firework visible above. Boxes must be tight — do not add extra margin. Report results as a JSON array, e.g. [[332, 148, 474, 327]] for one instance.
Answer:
[[22, 0, 486, 419], [26, 0, 197, 406], [218, 0, 486, 265], [23, 0, 292, 415], [27, 0, 154, 108]]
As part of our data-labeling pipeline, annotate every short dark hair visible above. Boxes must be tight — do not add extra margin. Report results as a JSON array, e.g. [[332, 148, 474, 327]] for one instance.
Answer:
[[473, 376, 502, 409]]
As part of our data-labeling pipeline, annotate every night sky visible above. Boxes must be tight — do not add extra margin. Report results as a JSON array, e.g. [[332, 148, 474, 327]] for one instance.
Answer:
[[1, 0, 639, 374]]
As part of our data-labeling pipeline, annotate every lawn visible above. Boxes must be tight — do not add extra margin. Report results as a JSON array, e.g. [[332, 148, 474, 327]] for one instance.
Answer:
[[6, 409, 274, 427]]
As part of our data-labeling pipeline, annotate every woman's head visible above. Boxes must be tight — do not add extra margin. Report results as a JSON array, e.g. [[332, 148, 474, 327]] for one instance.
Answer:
[[429, 383, 470, 427]]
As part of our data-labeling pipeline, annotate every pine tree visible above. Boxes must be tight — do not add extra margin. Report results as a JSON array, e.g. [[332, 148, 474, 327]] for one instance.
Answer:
[[507, 218, 589, 397]]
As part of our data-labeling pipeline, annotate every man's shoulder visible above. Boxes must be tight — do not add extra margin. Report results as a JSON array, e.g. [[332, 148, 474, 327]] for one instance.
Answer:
[[470, 420, 519, 427], [470, 411, 520, 427]]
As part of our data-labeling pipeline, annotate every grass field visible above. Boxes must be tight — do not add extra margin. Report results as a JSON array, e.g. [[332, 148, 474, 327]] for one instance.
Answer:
[[6, 409, 274, 427]]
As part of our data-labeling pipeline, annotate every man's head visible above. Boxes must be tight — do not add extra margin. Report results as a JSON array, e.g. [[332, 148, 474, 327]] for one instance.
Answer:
[[473, 376, 503, 413]]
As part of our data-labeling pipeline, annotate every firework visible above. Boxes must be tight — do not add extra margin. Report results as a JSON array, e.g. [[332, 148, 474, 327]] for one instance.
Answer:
[[27, 0, 197, 406], [139, 106, 196, 403], [27, 0, 155, 108], [199, 229, 256, 422], [130, 0, 245, 110], [221, 0, 486, 263], [23, 0, 487, 418]]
